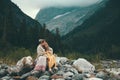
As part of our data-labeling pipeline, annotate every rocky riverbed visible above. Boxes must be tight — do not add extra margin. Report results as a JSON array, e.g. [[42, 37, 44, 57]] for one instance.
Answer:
[[0, 57, 120, 80]]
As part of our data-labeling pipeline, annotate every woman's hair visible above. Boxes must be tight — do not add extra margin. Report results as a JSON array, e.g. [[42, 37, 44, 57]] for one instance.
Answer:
[[42, 42, 49, 51]]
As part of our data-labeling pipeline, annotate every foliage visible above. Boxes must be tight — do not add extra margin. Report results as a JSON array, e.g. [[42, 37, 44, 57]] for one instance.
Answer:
[[0, 47, 38, 65], [62, 52, 105, 62]]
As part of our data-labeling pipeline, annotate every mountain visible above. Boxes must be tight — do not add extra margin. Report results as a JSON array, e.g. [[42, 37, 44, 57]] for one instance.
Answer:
[[0, 0, 62, 53], [63, 0, 120, 59], [35, 0, 108, 36], [0, 0, 42, 48]]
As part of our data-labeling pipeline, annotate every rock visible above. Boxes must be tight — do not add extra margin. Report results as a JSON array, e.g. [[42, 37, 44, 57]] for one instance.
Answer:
[[20, 72, 32, 79], [1, 76, 12, 80], [63, 71, 74, 79], [0, 64, 8, 69], [83, 77, 103, 80], [1, 58, 120, 80], [12, 76, 20, 80], [7, 66, 20, 75], [105, 68, 120, 79], [51, 74, 63, 79], [0, 69, 8, 78], [56, 71, 64, 76], [26, 76, 38, 80], [73, 58, 95, 73], [43, 71, 51, 76], [72, 74, 83, 80], [30, 70, 41, 77], [52, 78, 65, 80], [63, 64, 78, 74], [56, 57, 69, 65], [9, 79, 15, 80], [96, 71, 108, 79], [38, 75, 49, 80], [58, 64, 78, 75]]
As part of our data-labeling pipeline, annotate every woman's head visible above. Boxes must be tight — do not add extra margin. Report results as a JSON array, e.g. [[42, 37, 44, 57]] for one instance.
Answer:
[[39, 39, 49, 50]]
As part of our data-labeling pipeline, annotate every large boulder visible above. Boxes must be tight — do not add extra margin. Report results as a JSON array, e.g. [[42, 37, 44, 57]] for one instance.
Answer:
[[73, 58, 95, 73]]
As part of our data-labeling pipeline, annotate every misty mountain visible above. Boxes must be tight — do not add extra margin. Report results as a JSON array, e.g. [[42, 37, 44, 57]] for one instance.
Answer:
[[35, 0, 108, 36], [63, 0, 120, 58]]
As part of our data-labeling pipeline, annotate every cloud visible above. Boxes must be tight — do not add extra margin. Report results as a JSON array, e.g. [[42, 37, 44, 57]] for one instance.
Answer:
[[11, 0, 102, 18], [30, 0, 102, 8]]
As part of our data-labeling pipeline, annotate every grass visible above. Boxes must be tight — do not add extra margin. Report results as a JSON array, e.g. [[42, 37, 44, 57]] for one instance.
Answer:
[[0, 47, 37, 65], [0, 48, 105, 65]]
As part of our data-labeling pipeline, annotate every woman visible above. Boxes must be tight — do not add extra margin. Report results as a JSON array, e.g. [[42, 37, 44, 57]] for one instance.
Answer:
[[34, 39, 56, 72]]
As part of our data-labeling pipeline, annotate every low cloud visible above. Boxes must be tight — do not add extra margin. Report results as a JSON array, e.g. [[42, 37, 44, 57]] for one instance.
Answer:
[[11, 0, 102, 18], [31, 0, 102, 8]]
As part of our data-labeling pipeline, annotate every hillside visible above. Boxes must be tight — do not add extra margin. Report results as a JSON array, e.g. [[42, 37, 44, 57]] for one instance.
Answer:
[[0, 0, 43, 49], [63, 0, 120, 59]]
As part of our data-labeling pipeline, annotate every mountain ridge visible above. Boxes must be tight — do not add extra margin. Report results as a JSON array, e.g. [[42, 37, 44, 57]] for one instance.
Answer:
[[35, 0, 108, 36], [62, 0, 120, 59]]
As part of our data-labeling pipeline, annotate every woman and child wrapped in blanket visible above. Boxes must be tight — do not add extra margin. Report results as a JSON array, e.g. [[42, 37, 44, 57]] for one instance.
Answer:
[[34, 39, 57, 73]]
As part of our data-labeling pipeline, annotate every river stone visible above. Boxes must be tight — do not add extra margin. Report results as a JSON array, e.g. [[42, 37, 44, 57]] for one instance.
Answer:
[[26, 76, 38, 80], [56, 71, 64, 76], [56, 57, 69, 65], [20, 72, 31, 79], [63, 64, 78, 74], [38, 75, 49, 80], [0, 69, 8, 78], [0, 64, 8, 69], [72, 74, 83, 80], [73, 58, 95, 73], [83, 77, 103, 80], [1, 76, 12, 80], [63, 71, 74, 79], [52, 78, 65, 80], [96, 71, 108, 79]]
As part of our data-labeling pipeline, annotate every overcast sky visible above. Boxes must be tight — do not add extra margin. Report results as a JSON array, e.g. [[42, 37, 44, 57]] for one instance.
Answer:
[[11, 0, 102, 19]]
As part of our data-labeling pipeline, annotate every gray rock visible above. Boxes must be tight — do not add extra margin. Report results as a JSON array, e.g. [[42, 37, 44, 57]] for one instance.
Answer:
[[73, 58, 95, 73], [0, 69, 8, 78], [1, 76, 12, 80], [63, 72, 74, 79], [0, 64, 8, 69], [20, 72, 31, 79], [43, 71, 51, 76], [83, 77, 103, 80], [56, 57, 69, 65], [52, 78, 65, 80], [96, 71, 108, 79], [72, 74, 83, 80], [9, 79, 15, 80], [63, 64, 78, 74], [56, 71, 64, 76], [38, 75, 49, 80]]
